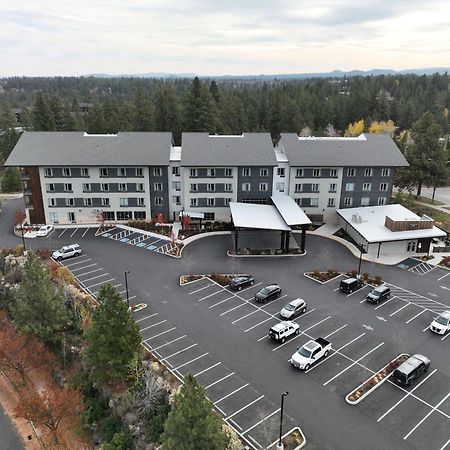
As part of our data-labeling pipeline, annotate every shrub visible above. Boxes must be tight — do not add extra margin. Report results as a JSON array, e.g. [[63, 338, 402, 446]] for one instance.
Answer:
[[441, 256, 450, 268], [350, 270, 358, 278], [100, 415, 125, 442], [144, 404, 170, 443], [362, 272, 369, 281], [56, 266, 75, 285], [102, 429, 134, 450], [4, 268, 22, 284], [374, 276, 383, 285], [35, 249, 52, 260], [313, 270, 321, 279], [14, 244, 25, 256]]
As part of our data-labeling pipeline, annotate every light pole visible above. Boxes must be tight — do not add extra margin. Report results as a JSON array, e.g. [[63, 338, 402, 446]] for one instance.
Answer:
[[357, 244, 365, 278], [277, 391, 289, 450], [124, 271, 130, 308]]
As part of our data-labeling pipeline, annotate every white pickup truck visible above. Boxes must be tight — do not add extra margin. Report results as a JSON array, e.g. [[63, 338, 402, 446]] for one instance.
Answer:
[[290, 337, 331, 370]]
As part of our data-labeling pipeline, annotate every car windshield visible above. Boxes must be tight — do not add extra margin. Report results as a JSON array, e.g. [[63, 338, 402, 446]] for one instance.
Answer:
[[371, 290, 381, 297], [297, 347, 312, 358], [284, 304, 295, 311], [435, 316, 449, 325], [260, 288, 270, 295]]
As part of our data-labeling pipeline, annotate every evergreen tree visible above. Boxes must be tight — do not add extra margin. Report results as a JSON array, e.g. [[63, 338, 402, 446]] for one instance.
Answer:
[[32, 92, 56, 131], [162, 373, 229, 450], [0, 128, 20, 163], [13, 252, 70, 344], [1, 167, 22, 192], [133, 89, 154, 131], [85, 104, 107, 134], [84, 284, 141, 384], [48, 96, 67, 131], [209, 80, 220, 104]]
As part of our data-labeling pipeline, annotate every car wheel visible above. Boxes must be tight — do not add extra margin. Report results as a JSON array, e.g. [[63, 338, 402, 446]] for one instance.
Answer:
[[324, 350, 329, 357], [304, 364, 310, 371], [350, 289, 353, 293], [302, 307, 306, 314], [57, 256, 63, 261], [250, 280, 254, 285], [238, 286, 242, 291], [295, 329, 299, 335], [281, 338, 286, 343]]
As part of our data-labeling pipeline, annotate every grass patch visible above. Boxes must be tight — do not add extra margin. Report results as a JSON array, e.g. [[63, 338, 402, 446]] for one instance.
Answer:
[[393, 192, 445, 206]]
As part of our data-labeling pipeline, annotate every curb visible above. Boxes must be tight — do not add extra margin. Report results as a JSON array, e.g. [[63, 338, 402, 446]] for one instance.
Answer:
[[303, 272, 342, 285], [227, 250, 307, 258]]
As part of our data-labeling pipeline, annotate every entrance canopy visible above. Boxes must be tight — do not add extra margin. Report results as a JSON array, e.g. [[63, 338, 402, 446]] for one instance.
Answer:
[[271, 195, 312, 226], [229, 202, 291, 231]]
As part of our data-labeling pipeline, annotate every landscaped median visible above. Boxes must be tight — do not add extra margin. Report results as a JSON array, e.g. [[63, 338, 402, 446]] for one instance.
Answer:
[[345, 354, 410, 405], [303, 269, 341, 284], [268, 426, 306, 449], [179, 273, 245, 286]]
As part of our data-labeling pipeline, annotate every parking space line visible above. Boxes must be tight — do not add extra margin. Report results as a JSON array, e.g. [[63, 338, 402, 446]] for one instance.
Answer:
[[45, 229, 56, 239], [245, 317, 273, 333], [70, 228, 79, 237], [229, 419, 242, 431], [305, 333, 365, 373], [389, 302, 411, 317], [220, 302, 249, 316], [403, 391, 450, 440], [198, 289, 225, 302], [377, 369, 437, 422], [112, 283, 122, 289], [82, 228, 90, 237], [374, 297, 395, 310], [188, 283, 212, 295], [75, 267, 102, 277], [86, 278, 115, 288], [232, 309, 259, 324], [324, 324, 348, 339], [152, 335, 186, 351], [71, 263, 98, 272], [143, 327, 177, 342], [194, 362, 222, 377], [226, 395, 264, 421], [127, 295, 136, 301], [272, 316, 331, 352], [248, 435, 263, 449], [136, 313, 158, 323], [227, 282, 263, 294], [440, 437, 450, 450], [242, 408, 281, 435], [333, 287, 340, 291], [57, 228, 68, 238], [405, 309, 427, 324], [347, 285, 368, 297], [442, 332, 450, 341], [83, 273, 110, 283], [423, 325, 430, 332], [160, 344, 198, 362], [209, 295, 235, 309], [64, 258, 91, 267], [205, 372, 235, 390], [140, 320, 167, 332], [215, 383, 249, 405], [173, 352, 209, 371], [437, 271, 450, 281], [323, 342, 384, 386]]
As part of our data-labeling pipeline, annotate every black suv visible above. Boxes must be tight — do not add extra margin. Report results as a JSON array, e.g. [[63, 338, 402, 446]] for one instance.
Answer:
[[392, 354, 430, 386], [339, 278, 364, 294], [366, 286, 390, 304], [229, 275, 255, 291], [255, 284, 282, 303]]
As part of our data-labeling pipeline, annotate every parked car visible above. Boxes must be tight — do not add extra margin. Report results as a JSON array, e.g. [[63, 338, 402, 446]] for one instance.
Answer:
[[229, 275, 255, 291], [429, 310, 450, 335], [339, 278, 364, 294], [280, 298, 307, 319], [255, 284, 282, 303], [36, 224, 54, 237], [366, 286, 391, 304], [392, 354, 430, 386], [52, 244, 81, 261], [290, 337, 332, 370], [268, 321, 300, 343]]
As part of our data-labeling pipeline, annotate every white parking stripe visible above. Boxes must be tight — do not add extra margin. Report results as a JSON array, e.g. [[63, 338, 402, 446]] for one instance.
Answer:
[[194, 362, 222, 377], [438, 271, 450, 281], [160, 344, 198, 362], [245, 317, 273, 333], [75, 267, 102, 277], [83, 273, 110, 283], [71, 263, 98, 272], [220, 302, 249, 316], [232, 309, 259, 324], [58, 228, 68, 238], [377, 369, 437, 422], [404, 391, 450, 440], [439, 437, 450, 450], [324, 324, 348, 339], [198, 289, 225, 302], [112, 283, 122, 289], [442, 332, 450, 341], [323, 342, 384, 386], [214, 383, 249, 405], [70, 228, 79, 237], [140, 320, 167, 332], [390, 302, 411, 317], [82, 228, 90, 237], [228, 282, 263, 294], [136, 313, 158, 323], [86, 278, 115, 288], [205, 372, 235, 390], [405, 309, 427, 324], [242, 408, 281, 435], [209, 295, 235, 309], [248, 435, 263, 449], [45, 229, 56, 238], [151, 335, 186, 351], [347, 285, 368, 297], [188, 284, 211, 295], [226, 395, 264, 420], [229, 418, 243, 431], [374, 297, 395, 309], [173, 352, 209, 371], [423, 325, 430, 332], [272, 316, 331, 352], [143, 327, 177, 342], [64, 258, 91, 267]]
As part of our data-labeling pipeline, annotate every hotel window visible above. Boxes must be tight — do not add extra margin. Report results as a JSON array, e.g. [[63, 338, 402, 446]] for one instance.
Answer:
[[49, 212, 59, 223], [68, 212, 75, 222], [46, 183, 55, 192], [190, 198, 197, 207], [101, 183, 109, 192], [259, 183, 268, 192], [295, 198, 302, 206], [310, 198, 319, 207], [242, 183, 251, 191], [312, 168, 321, 177], [134, 211, 146, 220], [119, 183, 127, 192], [172, 166, 180, 176], [329, 183, 337, 193], [378, 197, 387, 205], [101, 198, 110, 207], [63, 168, 71, 177], [296, 168, 303, 177], [327, 198, 335, 207], [136, 168, 144, 177], [361, 197, 370, 206], [208, 168, 216, 177], [345, 183, 355, 192], [120, 198, 129, 207], [48, 198, 56, 207], [225, 183, 232, 192], [136, 183, 144, 192], [172, 181, 181, 191], [83, 183, 91, 192], [190, 183, 198, 192], [364, 168, 373, 177], [154, 182, 163, 191], [207, 198, 215, 206], [64, 183, 72, 192], [154, 197, 163, 206], [330, 169, 337, 177], [84, 198, 93, 207], [344, 197, 353, 206], [117, 211, 132, 220], [81, 167, 89, 177], [242, 168, 251, 177], [277, 167, 285, 177], [44, 168, 53, 177], [276, 182, 285, 192], [103, 211, 115, 220], [381, 168, 391, 177], [190, 169, 198, 177], [100, 168, 108, 177], [137, 198, 145, 206], [173, 196, 181, 205], [347, 168, 355, 177], [379, 183, 388, 192], [224, 198, 232, 206], [204, 212, 215, 220], [225, 168, 233, 177], [260, 168, 268, 177], [363, 183, 372, 192], [294, 184, 302, 192], [207, 183, 215, 192], [311, 183, 319, 192], [119, 167, 127, 177], [65, 198, 75, 206]]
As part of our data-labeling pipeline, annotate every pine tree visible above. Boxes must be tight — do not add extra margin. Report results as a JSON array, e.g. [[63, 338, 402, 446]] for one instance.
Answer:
[[13, 252, 70, 344], [1, 167, 22, 192], [162, 373, 229, 450], [84, 284, 141, 384], [133, 88, 154, 131], [85, 104, 107, 134], [32, 92, 56, 131]]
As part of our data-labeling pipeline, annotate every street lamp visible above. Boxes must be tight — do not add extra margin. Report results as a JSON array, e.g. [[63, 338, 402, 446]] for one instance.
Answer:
[[277, 391, 289, 450], [124, 271, 130, 308], [357, 244, 365, 278]]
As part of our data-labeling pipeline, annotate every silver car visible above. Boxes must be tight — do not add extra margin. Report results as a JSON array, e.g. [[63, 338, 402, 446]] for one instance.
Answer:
[[280, 298, 307, 319]]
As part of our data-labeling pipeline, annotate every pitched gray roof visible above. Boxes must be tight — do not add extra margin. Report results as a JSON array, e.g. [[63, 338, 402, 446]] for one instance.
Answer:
[[181, 133, 277, 166], [5, 131, 173, 167], [279, 133, 409, 167]]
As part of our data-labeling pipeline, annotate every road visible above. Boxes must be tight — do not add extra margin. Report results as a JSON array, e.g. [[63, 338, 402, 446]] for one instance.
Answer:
[[0, 405, 24, 450]]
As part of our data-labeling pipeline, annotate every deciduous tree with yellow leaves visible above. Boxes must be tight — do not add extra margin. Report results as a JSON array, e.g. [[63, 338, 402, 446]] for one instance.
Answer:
[[344, 119, 365, 136]]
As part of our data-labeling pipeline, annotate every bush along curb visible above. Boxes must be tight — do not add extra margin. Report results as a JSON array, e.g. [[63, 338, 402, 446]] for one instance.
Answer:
[[179, 273, 249, 287], [303, 271, 341, 284], [268, 426, 306, 449], [346, 353, 410, 405], [179, 275, 206, 286]]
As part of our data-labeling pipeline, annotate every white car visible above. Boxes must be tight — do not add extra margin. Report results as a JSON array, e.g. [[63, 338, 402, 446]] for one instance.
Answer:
[[429, 311, 450, 335], [36, 225, 54, 237], [280, 298, 307, 319], [290, 337, 331, 370], [52, 244, 81, 261], [268, 321, 300, 343]]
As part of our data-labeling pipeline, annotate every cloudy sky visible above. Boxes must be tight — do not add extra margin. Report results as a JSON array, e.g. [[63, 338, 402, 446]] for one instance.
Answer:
[[1, 0, 450, 76]]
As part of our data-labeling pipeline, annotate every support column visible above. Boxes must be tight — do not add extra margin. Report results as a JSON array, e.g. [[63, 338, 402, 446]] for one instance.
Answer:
[[285, 231, 290, 253], [300, 226, 306, 254], [280, 231, 285, 252], [234, 228, 239, 252]]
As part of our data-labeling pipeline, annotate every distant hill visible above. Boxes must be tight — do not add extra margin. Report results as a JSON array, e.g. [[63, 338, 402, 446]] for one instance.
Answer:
[[87, 67, 450, 80]]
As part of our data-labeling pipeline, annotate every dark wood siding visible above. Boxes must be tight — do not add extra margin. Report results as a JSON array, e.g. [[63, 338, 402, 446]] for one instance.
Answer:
[[25, 167, 45, 224]]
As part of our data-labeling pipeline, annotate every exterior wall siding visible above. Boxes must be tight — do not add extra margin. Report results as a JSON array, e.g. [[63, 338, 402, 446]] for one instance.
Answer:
[[237, 166, 274, 203], [148, 166, 169, 220]]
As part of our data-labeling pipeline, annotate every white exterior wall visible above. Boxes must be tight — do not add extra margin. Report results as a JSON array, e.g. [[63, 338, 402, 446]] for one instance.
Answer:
[[39, 166, 151, 225], [272, 162, 290, 196], [168, 163, 183, 221]]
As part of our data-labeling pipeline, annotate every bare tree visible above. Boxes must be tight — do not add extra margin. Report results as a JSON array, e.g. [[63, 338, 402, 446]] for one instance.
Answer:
[[325, 123, 338, 137], [299, 126, 312, 137], [135, 368, 164, 417]]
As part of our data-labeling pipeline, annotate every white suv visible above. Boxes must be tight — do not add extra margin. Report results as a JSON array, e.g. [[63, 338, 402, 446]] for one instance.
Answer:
[[429, 311, 450, 335], [52, 244, 81, 261], [268, 321, 300, 343]]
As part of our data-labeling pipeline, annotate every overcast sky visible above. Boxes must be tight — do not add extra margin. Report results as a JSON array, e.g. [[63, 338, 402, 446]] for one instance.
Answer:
[[1, 0, 450, 76]]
